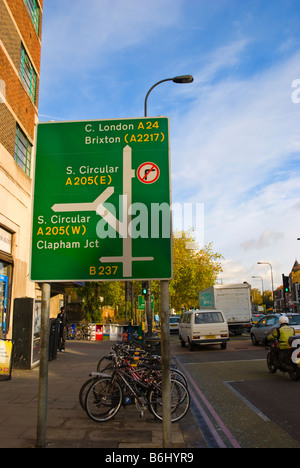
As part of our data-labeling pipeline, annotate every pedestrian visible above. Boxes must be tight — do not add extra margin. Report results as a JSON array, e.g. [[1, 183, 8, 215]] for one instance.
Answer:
[[57, 306, 68, 352]]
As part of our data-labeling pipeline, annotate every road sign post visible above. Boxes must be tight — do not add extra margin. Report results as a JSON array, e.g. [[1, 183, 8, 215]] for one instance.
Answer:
[[31, 117, 172, 447], [36, 283, 50, 448], [31, 117, 172, 282]]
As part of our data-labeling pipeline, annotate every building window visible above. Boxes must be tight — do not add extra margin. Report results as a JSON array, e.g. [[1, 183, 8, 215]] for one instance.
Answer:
[[24, 0, 40, 35], [14, 125, 32, 176], [19, 44, 37, 103]]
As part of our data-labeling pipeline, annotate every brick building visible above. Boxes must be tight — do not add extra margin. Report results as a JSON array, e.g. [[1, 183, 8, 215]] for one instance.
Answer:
[[274, 261, 300, 313], [291, 261, 300, 313], [0, 0, 43, 339]]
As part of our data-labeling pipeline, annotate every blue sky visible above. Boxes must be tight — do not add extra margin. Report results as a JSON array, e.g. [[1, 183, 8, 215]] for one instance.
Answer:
[[38, 0, 300, 290]]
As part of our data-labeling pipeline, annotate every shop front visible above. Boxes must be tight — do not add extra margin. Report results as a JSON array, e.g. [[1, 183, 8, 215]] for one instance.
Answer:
[[0, 274, 8, 339], [0, 227, 13, 339]]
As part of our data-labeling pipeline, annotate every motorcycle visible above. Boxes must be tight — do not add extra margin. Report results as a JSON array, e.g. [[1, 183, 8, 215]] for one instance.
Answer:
[[267, 336, 300, 382]]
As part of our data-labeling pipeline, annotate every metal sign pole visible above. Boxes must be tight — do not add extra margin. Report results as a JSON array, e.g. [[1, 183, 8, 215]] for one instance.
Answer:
[[160, 279, 171, 447], [146, 281, 152, 336], [36, 283, 50, 448]]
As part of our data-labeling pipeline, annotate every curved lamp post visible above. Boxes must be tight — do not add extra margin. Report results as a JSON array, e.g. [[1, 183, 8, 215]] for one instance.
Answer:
[[143, 74, 193, 448], [144, 75, 194, 117], [143, 74, 194, 337]]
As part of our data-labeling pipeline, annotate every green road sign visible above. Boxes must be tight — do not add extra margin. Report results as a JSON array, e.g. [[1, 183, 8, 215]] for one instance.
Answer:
[[138, 295, 154, 311], [30, 117, 172, 282]]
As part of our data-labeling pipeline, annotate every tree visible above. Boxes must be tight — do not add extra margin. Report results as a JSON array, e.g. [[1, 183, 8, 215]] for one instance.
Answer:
[[250, 288, 273, 312], [101, 281, 125, 318], [76, 281, 126, 322], [263, 290, 273, 311], [169, 232, 223, 311], [148, 231, 223, 313], [78, 282, 102, 323], [251, 288, 263, 306]]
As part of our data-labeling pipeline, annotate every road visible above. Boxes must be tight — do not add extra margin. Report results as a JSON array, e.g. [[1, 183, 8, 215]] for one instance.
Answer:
[[170, 333, 300, 448]]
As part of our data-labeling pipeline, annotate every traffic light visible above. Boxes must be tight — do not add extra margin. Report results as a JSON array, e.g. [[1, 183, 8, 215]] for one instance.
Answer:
[[282, 275, 290, 293], [142, 281, 148, 296]]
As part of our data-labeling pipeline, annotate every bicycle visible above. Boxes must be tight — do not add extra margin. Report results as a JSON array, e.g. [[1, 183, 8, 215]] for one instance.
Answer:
[[96, 342, 155, 372], [83, 356, 190, 423], [96, 342, 188, 387], [96, 339, 161, 372], [80, 349, 149, 410], [76, 324, 92, 341]]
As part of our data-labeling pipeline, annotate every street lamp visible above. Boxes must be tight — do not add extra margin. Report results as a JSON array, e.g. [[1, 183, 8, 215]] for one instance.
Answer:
[[143, 74, 193, 448], [257, 262, 274, 302], [144, 75, 194, 117], [143, 74, 194, 338]]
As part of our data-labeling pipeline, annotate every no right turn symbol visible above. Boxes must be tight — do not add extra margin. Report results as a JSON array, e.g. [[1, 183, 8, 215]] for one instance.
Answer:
[[137, 162, 160, 184]]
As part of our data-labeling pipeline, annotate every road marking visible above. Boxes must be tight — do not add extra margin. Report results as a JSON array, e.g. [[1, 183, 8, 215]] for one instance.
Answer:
[[174, 356, 241, 449], [224, 381, 270, 422], [181, 359, 265, 366]]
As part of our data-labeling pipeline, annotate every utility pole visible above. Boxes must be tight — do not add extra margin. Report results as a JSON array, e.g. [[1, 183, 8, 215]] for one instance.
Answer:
[[36, 283, 50, 448], [160, 279, 171, 447]]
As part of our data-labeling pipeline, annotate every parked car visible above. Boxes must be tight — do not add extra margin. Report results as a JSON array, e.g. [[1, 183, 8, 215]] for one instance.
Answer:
[[179, 309, 229, 351], [251, 314, 263, 325], [169, 315, 181, 333], [250, 313, 300, 346]]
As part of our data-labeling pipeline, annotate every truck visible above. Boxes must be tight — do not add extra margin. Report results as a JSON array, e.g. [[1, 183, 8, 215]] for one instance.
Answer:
[[199, 283, 252, 335]]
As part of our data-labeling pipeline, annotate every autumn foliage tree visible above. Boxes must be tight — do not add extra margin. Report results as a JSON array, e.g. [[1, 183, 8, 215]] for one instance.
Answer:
[[168, 231, 223, 311]]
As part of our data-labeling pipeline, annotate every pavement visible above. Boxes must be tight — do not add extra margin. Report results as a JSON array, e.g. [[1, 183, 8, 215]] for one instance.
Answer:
[[0, 339, 207, 449]]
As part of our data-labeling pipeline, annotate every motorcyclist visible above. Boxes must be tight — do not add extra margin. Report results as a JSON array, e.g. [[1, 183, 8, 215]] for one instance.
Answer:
[[267, 316, 295, 352]]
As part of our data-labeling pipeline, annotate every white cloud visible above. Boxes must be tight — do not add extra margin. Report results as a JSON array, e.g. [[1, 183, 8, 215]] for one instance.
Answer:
[[170, 47, 300, 288], [240, 229, 284, 251], [195, 39, 251, 84], [218, 258, 248, 283], [41, 0, 182, 71], [39, 0, 184, 118]]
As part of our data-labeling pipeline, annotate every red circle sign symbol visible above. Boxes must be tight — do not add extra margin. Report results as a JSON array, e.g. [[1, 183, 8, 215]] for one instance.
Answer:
[[137, 162, 160, 184]]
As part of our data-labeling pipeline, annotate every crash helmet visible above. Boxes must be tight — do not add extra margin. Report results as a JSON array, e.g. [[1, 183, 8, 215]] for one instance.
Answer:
[[279, 316, 289, 325]]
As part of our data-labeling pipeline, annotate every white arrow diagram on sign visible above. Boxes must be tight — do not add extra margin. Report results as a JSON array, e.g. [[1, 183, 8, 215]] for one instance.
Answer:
[[51, 145, 154, 278], [52, 186, 114, 213], [99, 145, 153, 277]]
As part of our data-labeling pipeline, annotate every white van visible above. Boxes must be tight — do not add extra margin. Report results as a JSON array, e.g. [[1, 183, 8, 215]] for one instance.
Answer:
[[169, 315, 181, 333], [179, 309, 229, 351]]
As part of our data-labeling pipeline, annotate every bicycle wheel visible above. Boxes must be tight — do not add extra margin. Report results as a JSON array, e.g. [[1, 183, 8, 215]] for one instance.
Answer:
[[96, 355, 115, 373], [79, 377, 98, 410], [169, 369, 188, 388], [85, 378, 122, 422], [150, 367, 188, 389], [148, 379, 190, 423]]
